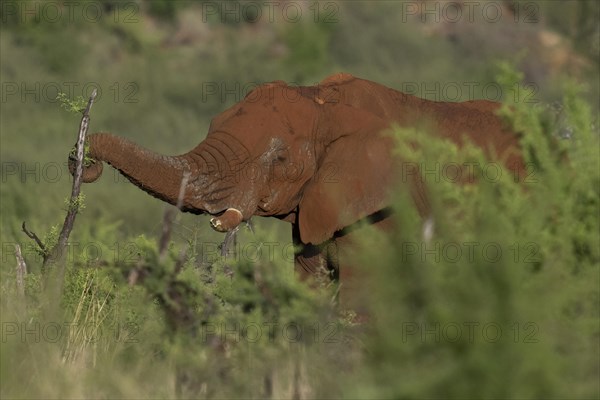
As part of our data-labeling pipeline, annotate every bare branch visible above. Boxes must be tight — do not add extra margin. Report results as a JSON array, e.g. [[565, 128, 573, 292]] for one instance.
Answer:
[[159, 171, 191, 260], [176, 172, 191, 210], [218, 218, 252, 260], [128, 266, 141, 286], [220, 226, 239, 258], [174, 248, 188, 274], [159, 207, 176, 258], [246, 219, 255, 235], [44, 89, 97, 288], [21, 221, 46, 256], [15, 244, 27, 298]]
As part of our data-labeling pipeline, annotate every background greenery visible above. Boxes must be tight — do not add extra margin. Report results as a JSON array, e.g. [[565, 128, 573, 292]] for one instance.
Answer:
[[1, 1, 598, 398]]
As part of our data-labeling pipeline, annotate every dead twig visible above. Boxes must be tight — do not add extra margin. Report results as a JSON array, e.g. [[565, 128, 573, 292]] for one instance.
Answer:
[[174, 248, 188, 274], [159, 171, 191, 261], [159, 208, 176, 258], [20, 90, 97, 295], [21, 222, 47, 258], [15, 244, 28, 298], [49, 89, 98, 268], [220, 227, 239, 258]]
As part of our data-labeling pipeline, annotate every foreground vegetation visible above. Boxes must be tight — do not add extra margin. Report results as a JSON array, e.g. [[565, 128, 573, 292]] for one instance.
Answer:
[[1, 2, 598, 398]]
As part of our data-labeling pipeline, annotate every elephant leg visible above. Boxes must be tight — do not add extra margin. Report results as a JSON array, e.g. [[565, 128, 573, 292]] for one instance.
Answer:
[[210, 208, 243, 232], [334, 214, 395, 318], [291, 223, 334, 286], [330, 234, 362, 316]]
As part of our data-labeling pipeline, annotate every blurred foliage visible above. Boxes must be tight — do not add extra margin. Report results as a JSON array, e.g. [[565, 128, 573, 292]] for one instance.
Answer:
[[145, 0, 181, 21], [534, 0, 600, 63], [281, 19, 335, 83], [1, 1, 599, 399], [347, 65, 599, 399]]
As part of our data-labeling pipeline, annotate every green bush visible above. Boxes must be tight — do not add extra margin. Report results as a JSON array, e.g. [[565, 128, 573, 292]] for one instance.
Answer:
[[346, 67, 599, 399]]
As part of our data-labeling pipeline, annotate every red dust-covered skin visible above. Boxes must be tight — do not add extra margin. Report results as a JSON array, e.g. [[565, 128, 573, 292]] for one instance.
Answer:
[[70, 73, 526, 310]]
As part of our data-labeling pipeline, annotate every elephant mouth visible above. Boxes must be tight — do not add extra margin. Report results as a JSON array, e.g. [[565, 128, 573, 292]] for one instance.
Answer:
[[203, 209, 229, 219]]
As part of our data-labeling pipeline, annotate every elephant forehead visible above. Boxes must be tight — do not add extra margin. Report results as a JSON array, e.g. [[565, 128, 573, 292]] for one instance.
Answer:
[[212, 108, 303, 148]]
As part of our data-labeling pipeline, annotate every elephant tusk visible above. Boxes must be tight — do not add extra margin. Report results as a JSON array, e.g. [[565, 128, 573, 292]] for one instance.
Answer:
[[210, 208, 244, 232]]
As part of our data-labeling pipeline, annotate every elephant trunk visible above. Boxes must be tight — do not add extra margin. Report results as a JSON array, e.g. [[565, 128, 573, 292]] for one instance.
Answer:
[[70, 133, 196, 207], [68, 156, 104, 183]]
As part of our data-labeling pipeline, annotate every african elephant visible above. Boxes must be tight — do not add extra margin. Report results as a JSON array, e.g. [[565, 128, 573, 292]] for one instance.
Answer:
[[70, 72, 525, 307]]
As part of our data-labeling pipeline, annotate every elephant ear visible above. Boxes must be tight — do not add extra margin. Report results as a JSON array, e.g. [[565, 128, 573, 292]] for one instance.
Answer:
[[298, 105, 396, 245]]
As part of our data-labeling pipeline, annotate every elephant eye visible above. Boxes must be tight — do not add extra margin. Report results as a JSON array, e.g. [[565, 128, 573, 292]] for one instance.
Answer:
[[277, 154, 287, 162]]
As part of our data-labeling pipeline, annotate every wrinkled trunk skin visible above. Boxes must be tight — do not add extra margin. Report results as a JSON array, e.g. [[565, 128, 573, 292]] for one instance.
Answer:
[[85, 133, 197, 207], [184, 132, 256, 217]]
